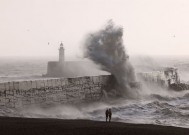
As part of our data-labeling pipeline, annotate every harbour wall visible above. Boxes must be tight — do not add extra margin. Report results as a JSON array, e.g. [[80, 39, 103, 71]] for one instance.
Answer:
[[0, 75, 112, 108], [137, 71, 168, 86], [137, 67, 179, 87]]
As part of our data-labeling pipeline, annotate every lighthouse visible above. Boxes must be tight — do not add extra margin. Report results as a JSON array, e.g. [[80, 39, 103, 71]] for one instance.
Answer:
[[45, 41, 109, 77], [59, 42, 64, 63]]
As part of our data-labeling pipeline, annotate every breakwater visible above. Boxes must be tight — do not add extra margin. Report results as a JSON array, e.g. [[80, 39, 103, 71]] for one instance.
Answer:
[[0, 75, 112, 108]]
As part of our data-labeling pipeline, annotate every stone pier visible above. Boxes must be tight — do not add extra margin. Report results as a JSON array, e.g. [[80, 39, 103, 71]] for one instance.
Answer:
[[0, 75, 112, 108]]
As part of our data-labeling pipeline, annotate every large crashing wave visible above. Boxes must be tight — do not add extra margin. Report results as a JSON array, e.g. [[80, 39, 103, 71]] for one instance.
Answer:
[[83, 21, 138, 98]]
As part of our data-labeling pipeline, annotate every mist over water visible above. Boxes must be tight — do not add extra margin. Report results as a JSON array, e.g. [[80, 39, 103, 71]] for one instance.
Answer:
[[1, 90, 189, 128], [83, 21, 137, 98]]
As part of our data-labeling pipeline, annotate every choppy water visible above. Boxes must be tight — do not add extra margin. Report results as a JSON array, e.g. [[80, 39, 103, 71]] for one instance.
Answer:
[[1, 92, 189, 128], [0, 57, 48, 82], [0, 57, 189, 128]]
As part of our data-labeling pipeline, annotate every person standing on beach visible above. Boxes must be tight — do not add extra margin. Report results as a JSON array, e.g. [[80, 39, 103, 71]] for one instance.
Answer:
[[105, 109, 109, 122], [108, 108, 112, 122]]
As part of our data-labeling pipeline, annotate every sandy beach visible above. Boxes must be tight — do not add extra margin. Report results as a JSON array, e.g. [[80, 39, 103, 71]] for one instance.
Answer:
[[0, 117, 188, 135]]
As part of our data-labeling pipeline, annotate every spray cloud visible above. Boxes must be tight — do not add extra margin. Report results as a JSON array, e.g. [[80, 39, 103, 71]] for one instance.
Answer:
[[84, 20, 138, 98]]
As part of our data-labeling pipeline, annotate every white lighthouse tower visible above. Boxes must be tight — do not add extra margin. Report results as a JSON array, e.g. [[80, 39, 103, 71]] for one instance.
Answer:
[[59, 42, 64, 63]]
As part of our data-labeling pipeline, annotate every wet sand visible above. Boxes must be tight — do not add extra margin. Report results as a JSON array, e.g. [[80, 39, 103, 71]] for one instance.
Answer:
[[0, 117, 188, 135]]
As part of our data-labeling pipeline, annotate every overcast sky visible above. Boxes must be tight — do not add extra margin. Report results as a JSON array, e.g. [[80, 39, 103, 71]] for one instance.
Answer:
[[0, 0, 189, 58]]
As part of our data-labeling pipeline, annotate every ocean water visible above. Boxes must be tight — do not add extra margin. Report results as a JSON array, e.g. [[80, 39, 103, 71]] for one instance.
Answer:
[[0, 57, 189, 128], [0, 57, 49, 82]]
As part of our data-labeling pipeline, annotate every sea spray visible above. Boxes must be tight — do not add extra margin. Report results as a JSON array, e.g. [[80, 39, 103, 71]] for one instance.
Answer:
[[83, 21, 138, 98]]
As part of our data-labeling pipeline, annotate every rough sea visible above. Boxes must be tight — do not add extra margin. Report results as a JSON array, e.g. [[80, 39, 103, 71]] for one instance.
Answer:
[[0, 57, 189, 128]]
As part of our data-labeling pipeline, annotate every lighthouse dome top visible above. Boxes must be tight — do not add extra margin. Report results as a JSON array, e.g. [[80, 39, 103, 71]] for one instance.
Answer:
[[60, 42, 63, 47]]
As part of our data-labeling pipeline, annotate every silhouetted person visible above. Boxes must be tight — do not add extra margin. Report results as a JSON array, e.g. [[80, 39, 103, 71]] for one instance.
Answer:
[[108, 108, 112, 122], [105, 109, 109, 122]]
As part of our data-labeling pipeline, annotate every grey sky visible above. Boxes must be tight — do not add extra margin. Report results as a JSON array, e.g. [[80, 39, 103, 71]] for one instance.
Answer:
[[0, 0, 189, 57]]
